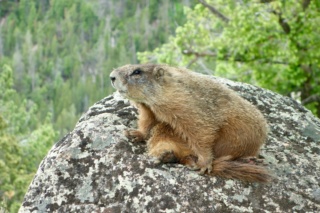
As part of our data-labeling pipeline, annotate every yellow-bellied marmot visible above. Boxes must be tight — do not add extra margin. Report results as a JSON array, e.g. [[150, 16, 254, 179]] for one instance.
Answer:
[[110, 64, 272, 182]]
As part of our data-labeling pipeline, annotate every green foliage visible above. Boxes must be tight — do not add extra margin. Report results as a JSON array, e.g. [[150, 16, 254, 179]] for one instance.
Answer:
[[1, 0, 190, 136], [0, 64, 56, 212], [139, 0, 320, 117], [0, 1, 191, 211]]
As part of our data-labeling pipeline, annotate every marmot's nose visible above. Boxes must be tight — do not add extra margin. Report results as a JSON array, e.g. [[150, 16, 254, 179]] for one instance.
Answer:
[[110, 76, 116, 83]]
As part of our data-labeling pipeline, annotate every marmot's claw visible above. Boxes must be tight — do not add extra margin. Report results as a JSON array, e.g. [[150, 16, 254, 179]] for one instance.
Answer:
[[124, 129, 145, 142], [198, 165, 213, 175], [153, 158, 161, 164], [197, 158, 213, 175], [186, 165, 200, 171]]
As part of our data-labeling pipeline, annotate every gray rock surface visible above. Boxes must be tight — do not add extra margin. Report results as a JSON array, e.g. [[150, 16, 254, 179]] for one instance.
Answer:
[[20, 75, 320, 213]]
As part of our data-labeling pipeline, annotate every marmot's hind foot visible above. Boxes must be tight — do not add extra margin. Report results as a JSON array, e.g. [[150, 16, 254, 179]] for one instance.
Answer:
[[197, 158, 213, 175], [181, 155, 199, 170], [157, 150, 179, 164]]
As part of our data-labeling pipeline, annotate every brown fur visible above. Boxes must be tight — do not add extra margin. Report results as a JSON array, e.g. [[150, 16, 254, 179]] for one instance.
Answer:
[[110, 64, 272, 182]]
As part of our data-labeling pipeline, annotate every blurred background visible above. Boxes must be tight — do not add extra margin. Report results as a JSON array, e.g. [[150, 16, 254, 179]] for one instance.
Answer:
[[0, 0, 319, 212]]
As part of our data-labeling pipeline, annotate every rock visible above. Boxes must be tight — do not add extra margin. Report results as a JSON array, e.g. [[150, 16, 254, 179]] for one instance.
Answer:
[[19, 75, 320, 213]]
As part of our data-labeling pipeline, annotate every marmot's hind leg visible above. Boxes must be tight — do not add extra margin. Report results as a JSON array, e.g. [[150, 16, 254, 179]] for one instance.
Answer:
[[147, 123, 197, 168]]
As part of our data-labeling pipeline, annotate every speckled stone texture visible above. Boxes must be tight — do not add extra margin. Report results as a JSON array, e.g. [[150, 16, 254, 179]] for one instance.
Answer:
[[19, 75, 320, 213]]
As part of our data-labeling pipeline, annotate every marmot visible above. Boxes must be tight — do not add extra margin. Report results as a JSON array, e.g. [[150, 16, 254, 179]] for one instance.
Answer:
[[110, 64, 272, 182]]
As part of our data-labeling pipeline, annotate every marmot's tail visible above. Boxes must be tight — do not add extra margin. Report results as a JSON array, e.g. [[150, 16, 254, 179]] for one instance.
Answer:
[[211, 156, 272, 183]]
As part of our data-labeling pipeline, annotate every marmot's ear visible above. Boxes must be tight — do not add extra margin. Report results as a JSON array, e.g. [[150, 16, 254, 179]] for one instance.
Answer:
[[153, 66, 165, 79]]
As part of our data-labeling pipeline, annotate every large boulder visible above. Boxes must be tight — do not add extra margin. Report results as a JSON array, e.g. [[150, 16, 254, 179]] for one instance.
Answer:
[[20, 75, 320, 212]]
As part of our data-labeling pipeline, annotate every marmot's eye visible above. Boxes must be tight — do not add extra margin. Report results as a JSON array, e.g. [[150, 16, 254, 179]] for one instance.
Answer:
[[131, 69, 142, 76]]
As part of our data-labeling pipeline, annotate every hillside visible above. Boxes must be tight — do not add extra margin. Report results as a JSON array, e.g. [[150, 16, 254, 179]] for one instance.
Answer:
[[0, 1, 192, 212]]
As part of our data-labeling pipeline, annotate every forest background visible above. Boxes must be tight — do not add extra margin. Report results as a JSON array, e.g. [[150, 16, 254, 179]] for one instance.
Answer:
[[0, 0, 319, 212]]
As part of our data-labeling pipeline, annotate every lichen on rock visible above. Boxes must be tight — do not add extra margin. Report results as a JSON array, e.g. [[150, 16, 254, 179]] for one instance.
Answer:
[[20, 75, 320, 213]]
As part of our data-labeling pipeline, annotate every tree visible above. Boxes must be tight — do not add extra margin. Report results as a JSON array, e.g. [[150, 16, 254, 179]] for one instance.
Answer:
[[0, 0, 19, 19], [138, 0, 320, 117], [1, 0, 193, 136], [0, 64, 56, 212], [0, 1, 192, 211]]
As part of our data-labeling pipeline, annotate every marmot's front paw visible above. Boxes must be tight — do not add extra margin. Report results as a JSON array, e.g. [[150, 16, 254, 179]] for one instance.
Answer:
[[124, 129, 145, 142]]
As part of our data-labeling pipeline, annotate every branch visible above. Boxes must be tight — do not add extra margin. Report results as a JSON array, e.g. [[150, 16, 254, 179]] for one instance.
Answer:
[[260, 0, 276, 3], [301, 94, 320, 105], [302, 0, 311, 11], [182, 49, 217, 57], [293, 0, 311, 35], [184, 53, 214, 75], [198, 0, 230, 23], [260, 0, 291, 34], [182, 49, 288, 65], [269, 0, 310, 35], [271, 10, 291, 34], [186, 56, 199, 68]]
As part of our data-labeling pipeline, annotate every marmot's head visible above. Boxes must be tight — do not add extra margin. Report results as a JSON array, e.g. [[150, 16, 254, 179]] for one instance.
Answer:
[[110, 64, 167, 103]]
